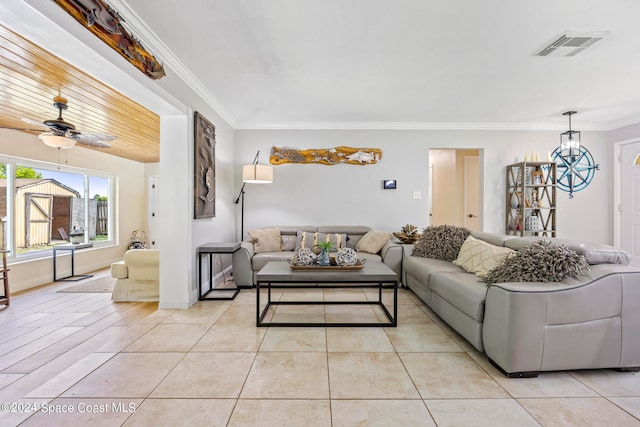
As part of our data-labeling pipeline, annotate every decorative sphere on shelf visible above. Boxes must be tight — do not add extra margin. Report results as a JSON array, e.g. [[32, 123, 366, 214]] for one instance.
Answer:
[[335, 247, 358, 266]]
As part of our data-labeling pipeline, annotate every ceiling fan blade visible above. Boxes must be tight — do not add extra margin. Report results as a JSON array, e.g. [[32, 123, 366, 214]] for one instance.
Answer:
[[69, 131, 115, 148], [21, 117, 48, 128], [0, 125, 48, 132]]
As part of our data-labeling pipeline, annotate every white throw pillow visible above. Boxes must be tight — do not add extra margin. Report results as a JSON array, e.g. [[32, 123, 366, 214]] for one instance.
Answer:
[[453, 236, 515, 277]]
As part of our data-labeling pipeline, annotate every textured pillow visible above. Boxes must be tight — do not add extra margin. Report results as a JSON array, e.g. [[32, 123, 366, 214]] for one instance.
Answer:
[[453, 236, 515, 277], [295, 231, 347, 251], [412, 225, 471, 261], [248, 227, 283, 253], [483, 240, 590, 284], [356, 230, 392, 254]]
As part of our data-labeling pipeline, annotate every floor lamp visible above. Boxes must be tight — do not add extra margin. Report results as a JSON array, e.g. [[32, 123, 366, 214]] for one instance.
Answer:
[[234, 150, 273, 240]]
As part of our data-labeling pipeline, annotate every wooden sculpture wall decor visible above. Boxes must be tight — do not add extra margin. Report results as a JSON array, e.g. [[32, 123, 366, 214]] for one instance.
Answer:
[[194, 112, 216, 219], [270, 146, 382, 166], [53, 0, 166, 79]]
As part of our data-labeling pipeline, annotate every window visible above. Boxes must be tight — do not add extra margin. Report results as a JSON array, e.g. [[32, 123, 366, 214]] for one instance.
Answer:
[[0, 157, 114, 257]]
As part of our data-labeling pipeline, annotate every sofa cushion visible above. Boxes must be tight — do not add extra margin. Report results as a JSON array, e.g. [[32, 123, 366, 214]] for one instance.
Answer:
[[429, 272, 488, 322], [484, 240, 590, 284], [355, 230, 392, 254], [412, 225, 471, 261], [296, 231, 347, 251], [249, 227, 284, 253], [453, 236, 515, 277], [504, 236, 631, 265], [403, 256, 466, 285]]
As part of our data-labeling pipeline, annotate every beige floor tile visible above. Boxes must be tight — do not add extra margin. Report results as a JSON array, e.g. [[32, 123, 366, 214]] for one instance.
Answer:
[[260, 327, 326, 351], [136, 308, 176, 323], [232, 288, 264, 305], [19, 398, 142, 427], [241, 352, 329, 399], [328, 352, 420, 399], [395, 304, 434, 324], [215, 304, 258, 326], [324, 305, 380, 324], [161, 301, 230, 324], [493, 371, 600, 398], [193, 323, 266, 351], [608, 397, 640, 419], [61, 352, 184, 398], [151, 352, 255, 398], [331, 399, 435, 426], [323, 288, 368, 301], [426, 398, 540, 427], [385, 323, 462, 352], [229, 399, 331, 427], [124, 323, 210, 352], [269, 304, 325, 324], [326, 327, 395, 352], [364, 288, 417, 305], [400, 352, 509, 399], [571, 369, 640, 396], [519, 397, 640, 426], [278, 288, 324, 301], [124, 398, 234, 426], [26, 352, 116, 398]]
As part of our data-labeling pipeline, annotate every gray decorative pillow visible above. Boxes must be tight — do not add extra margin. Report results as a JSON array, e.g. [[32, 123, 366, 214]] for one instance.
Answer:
[[483, 240, 590, 284], [412, 225, 471, 261]]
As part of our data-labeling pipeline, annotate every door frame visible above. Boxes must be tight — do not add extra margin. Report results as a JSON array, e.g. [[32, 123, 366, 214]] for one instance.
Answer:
[[613, 137, 640, 248], [463, 155, 480, 230]]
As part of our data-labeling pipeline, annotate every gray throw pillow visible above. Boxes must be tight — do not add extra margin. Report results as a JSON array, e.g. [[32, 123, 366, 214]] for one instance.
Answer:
[[412, 225, 471, 261], [483, 240, 589, 284]]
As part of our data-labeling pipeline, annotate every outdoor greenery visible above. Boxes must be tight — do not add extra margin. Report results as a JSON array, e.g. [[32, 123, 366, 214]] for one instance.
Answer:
[[0, 164, 42, 179]]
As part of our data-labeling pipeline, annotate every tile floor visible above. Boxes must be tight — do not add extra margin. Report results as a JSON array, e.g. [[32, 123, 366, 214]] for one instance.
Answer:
[[0, 274, 639, 426]]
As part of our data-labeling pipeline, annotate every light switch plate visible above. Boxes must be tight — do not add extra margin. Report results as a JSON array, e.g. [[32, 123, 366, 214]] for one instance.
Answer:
[[412, 191, 421, 200]]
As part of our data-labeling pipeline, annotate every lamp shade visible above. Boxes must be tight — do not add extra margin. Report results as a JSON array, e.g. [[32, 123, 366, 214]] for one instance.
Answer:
[[39, 134, 76, 149], [242, 164, 273, 183], [560, 130, 580, 157]]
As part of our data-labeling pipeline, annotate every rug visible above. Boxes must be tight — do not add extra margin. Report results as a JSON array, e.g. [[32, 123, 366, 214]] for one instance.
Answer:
[[57, 275, 115, 293]]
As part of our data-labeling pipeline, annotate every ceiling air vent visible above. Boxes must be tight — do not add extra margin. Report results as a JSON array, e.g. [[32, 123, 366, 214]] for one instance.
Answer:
[[536, 32, 609, 57]]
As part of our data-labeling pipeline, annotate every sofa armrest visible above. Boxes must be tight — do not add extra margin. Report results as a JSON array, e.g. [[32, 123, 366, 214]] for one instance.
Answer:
[[110, 260, 128, 279], [232, 241, 255, 287], [123, 249, 159, 280], [380, 241, 403, 281]]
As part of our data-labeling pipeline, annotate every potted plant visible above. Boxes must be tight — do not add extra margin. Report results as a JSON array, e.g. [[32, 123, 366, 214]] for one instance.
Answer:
[[313, 241, 335, 266]]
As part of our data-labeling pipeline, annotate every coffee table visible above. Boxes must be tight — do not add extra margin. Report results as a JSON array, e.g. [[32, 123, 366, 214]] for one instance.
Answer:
[[256, 261, 398, 327]]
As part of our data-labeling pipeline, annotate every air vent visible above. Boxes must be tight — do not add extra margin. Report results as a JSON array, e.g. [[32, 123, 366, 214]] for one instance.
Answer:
[[536, 32, 609, 57]]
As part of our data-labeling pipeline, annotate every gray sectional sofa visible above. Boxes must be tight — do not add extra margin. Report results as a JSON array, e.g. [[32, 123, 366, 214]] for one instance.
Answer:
[[403, 231, 640, 377], [232, 225, 403, 288]]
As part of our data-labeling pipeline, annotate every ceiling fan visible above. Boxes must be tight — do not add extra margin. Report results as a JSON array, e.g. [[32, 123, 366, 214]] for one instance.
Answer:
[[2, 96, 117, 149]]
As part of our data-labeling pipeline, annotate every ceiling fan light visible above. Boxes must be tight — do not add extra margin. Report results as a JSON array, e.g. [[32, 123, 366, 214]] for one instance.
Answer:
[[39, 134, 76, 149]]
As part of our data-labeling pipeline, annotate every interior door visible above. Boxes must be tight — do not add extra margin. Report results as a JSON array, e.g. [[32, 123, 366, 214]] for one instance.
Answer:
[[621, 142, 640, 266], [464, 155, 480, 231]]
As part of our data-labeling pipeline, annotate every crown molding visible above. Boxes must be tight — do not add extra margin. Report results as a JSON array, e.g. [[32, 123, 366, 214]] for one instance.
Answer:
[[108, 0, 238, 128], [236, 121, 611, 131]]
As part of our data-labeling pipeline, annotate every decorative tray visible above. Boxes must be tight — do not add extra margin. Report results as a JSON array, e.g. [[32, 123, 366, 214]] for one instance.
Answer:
[[289, 259, 365, 271]]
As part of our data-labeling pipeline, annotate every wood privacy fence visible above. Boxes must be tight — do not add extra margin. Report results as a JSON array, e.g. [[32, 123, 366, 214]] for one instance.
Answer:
[[96, 200, 108, 235]]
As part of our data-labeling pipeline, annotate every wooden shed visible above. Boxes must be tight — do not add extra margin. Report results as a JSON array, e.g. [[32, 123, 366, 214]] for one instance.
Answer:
[[0, 179, 80, 248]]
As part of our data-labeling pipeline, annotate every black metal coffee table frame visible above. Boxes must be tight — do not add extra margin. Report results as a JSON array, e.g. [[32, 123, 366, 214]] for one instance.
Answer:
[[256, 262, 398, 327]]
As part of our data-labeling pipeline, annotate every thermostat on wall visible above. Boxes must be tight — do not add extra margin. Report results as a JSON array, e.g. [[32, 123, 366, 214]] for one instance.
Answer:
[[383, 180, 397, 189]]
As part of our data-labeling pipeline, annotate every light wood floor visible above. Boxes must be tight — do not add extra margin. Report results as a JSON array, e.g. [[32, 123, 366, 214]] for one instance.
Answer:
[[0, 272, 639, 426]]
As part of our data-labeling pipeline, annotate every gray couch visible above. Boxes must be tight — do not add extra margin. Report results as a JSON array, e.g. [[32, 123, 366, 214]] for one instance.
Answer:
[[233, 225, 403, 287], [403, 231, 640, 377]]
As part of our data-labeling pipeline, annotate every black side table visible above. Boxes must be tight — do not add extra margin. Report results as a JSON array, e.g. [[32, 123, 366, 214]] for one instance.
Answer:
[[198, 242, 240, 300], [53, 243, 94, 281]]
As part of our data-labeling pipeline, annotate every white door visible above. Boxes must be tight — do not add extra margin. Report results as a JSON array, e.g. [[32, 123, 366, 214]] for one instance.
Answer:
[[147, 175, 160, 248], [621, 142, 640, 266], [464, 155, 481, 231]]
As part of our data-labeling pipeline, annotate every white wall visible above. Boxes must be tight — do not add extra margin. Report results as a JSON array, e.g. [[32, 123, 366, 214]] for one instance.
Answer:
[[0, 129, 146, 292], [236, 128, 613, 245]]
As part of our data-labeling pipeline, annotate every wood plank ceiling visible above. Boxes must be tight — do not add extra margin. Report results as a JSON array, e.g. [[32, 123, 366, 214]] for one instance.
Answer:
[[0, 24, 160, 163]]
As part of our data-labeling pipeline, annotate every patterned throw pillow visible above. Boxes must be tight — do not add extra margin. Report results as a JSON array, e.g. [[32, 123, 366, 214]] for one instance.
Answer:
[[295, 231, 347, 251], [453, 236, 515, 277], [248, 227, 283, 253], [355, 230, 392, 254], [412, 225, 471, 261], [483, 240, 589, 284]]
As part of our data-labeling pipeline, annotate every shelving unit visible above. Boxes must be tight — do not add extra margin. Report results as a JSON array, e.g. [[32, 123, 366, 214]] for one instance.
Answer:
[[506, 161, 556, 237]]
